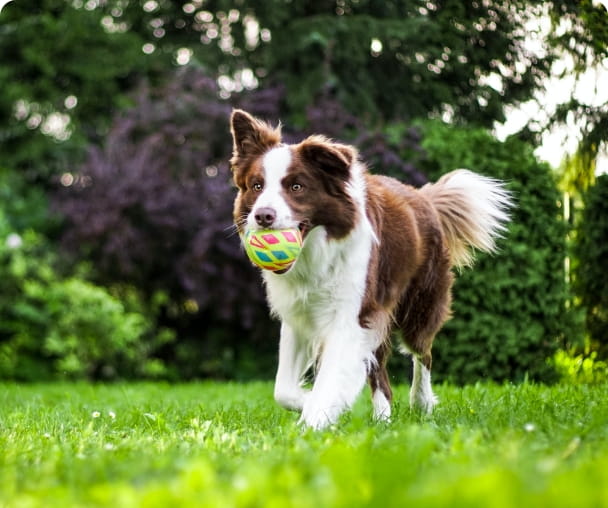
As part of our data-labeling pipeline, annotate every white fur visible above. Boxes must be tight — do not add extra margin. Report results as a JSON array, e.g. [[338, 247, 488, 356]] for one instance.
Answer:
[[247, 145, 298, 230], [265, 164, 380, 430], [410, 356, 438, 414], [347, 162, 379, 245], [372, 390, 392, 422], [447, 170, 511, 238], [444, 169, 512, 239], [430, 169, 513, 267]]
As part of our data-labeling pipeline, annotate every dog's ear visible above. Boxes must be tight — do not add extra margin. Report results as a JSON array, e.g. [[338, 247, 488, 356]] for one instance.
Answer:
[[298, 136, 356, 180], [230, 109, 281, 164]]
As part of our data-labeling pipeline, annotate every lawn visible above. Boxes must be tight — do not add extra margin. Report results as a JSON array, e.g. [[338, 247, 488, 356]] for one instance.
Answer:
[[1, 382, 607, 507]]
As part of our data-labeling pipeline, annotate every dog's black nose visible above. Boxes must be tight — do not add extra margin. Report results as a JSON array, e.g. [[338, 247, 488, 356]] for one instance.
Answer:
[[254, 207, 277, 228]]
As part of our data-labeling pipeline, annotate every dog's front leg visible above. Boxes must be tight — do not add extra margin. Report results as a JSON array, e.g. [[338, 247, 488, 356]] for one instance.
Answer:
[[299, 325, 369, 430], [274, 323, 311, 412]]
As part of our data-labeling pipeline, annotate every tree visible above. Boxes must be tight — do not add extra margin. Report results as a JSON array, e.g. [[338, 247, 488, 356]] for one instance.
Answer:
[[3, 1, 606, 177], [0, 0, 151, 178], [573, 174, 608, 359], [115, 0, 549, 127], [112, 1, 607, 133], [547, 0, 608, 164]]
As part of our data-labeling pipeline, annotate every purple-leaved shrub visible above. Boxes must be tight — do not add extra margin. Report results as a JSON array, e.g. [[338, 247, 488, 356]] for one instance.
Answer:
[[55, 68, 425, 378]]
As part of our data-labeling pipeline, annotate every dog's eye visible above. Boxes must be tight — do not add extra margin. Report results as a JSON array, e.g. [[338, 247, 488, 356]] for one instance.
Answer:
[[291, 183, 303, 192], [252, 183, 263, 192]]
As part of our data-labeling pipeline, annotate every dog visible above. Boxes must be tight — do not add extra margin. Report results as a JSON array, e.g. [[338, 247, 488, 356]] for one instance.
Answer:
[[230, 109, 512, 430]]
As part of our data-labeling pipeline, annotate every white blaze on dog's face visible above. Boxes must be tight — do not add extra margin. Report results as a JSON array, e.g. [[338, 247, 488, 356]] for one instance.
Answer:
[[230, 109, 283, 233], [246, 145, 298, 231]]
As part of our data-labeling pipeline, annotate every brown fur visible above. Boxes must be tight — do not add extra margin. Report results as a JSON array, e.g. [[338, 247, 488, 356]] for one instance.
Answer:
[[361, 174, 453, 403], [231, 113, 359, 239]]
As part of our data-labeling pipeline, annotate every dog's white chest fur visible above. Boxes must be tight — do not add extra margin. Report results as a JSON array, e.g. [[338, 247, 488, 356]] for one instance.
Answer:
[[263, 223, 382, 429], [264, 224, 372, 342]]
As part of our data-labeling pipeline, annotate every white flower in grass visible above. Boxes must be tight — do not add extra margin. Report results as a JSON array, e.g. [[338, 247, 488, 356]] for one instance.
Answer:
[[108, 411, 116, 420], [92, 411, 101, 418], [104, 443, 115, 451], [524, 422, 536, 432]]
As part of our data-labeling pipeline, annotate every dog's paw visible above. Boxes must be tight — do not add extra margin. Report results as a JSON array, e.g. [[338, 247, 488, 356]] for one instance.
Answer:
[[298, 399, 341, 430], [409, 392, 438, 414], [274, 387, 309, 412], [372, 391, 392, 422]]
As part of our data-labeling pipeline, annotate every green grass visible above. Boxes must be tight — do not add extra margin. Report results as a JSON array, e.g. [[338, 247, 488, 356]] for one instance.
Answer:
[[1, 382, 607, 507]]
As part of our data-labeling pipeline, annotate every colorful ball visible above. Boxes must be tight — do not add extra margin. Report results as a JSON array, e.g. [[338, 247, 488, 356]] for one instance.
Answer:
[[242, 228, 303, 273]]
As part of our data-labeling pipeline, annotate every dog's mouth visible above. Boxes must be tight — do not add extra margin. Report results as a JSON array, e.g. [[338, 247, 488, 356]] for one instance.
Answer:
[[298, 221, 312, 239]]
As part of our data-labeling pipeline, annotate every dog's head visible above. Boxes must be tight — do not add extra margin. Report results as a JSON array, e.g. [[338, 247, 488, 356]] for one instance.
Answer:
[[230, 109, 359, 240]]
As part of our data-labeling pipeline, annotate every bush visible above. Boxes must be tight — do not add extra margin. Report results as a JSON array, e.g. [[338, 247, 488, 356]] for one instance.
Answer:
[[53, 68, 276, 379], [0, 0, 151, 178], [553, 349, 608, 384], [55, 69, 262, 323], [416, 121, 575, 383], [0, 194, 171, 380], [572, 174, 608, 358]]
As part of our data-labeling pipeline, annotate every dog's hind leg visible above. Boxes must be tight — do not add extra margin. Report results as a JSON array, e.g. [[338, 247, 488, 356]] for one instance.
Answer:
[[368, 342, 392, 421], [397, 260, 452, 415], [410, 352, 438, 414]]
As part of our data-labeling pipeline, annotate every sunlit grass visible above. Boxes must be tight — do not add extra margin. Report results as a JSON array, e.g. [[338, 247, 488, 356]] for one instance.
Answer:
[[1, 382, 607, 507]]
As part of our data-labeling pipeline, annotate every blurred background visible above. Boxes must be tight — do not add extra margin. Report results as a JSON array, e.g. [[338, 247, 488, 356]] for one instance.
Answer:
[[0, 0, 606, 384]]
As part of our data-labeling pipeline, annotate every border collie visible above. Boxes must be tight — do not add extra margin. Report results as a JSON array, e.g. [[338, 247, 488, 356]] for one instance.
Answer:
[[230, 109, 512, 430]]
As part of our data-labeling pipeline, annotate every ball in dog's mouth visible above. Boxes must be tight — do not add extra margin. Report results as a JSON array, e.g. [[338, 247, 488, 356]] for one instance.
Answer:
[[242, 228, 303, 273]]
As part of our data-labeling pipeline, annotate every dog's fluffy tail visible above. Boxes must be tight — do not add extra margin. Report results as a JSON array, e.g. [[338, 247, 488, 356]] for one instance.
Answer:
[[420, 169, 514, 268]]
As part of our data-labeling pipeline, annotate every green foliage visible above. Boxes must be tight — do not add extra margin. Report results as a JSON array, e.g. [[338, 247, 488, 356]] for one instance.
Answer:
[[548, 0, 608, 162], [553, 348, 608, 384], [1, 0, 601, 382], [0, 167, 57, 234], [217, 0, 547, 127], [0, 0, 151, 176], [557, 148, 597, 201], [0, 201, 172, 380], [117, 0, 604, 132], [572, 174, 608, 357], [1, 382, 607, 507], [417, 121, 575, 383]]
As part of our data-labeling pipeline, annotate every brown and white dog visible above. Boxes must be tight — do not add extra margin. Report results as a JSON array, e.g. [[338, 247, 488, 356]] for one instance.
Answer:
[[230, 109, 512, 430]]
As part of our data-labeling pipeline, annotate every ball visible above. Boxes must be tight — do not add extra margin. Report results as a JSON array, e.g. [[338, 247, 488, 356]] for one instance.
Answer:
[[242, 228, 303, 273]]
